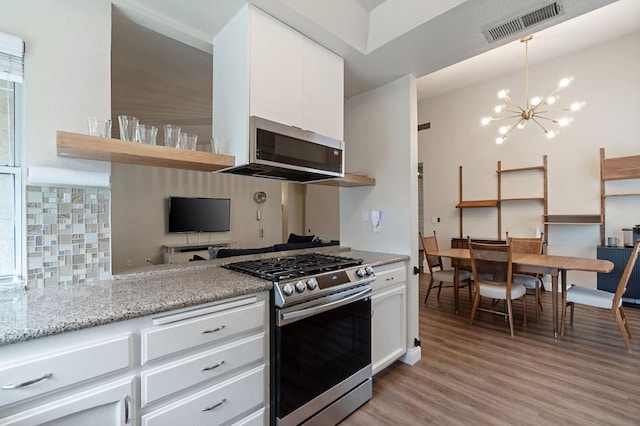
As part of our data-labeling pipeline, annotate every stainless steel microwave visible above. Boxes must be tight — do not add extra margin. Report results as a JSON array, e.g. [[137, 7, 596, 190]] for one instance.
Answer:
[[221, 116, 345, 182]]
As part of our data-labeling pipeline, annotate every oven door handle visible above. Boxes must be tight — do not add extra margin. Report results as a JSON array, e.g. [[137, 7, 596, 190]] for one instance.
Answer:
[[280, 287, 372, 324]]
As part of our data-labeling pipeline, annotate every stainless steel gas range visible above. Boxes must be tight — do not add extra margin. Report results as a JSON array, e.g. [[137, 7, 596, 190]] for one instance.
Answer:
[[223, 253, 375, 425]]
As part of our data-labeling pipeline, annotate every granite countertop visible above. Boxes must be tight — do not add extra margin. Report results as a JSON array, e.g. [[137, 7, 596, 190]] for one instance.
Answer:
[[0, 248, 408, 346]]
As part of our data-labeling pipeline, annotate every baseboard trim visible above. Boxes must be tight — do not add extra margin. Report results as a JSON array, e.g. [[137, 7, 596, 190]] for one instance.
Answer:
[[400, 346, 421, 366]]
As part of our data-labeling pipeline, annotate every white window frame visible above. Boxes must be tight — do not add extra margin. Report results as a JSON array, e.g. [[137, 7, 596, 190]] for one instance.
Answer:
[[0, 31, 24, 284]]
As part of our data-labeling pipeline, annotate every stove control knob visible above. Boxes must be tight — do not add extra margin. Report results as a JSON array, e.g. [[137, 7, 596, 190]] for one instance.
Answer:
[[356, 267, 366, 278], [282, 283, 294, 296], [307, 278, 318, 290], [295, 280, 306, 293], [365, 265, 374, 276]]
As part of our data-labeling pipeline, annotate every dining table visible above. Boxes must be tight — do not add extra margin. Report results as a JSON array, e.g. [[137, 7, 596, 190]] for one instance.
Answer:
[[425, 248, 614, 338]]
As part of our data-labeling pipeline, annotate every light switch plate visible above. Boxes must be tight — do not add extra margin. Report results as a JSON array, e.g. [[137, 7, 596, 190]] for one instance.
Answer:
[[371, 210, 381, 232]]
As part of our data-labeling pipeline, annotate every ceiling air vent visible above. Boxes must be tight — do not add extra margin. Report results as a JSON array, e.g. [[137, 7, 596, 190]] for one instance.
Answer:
[[482, 1, 564, 43]]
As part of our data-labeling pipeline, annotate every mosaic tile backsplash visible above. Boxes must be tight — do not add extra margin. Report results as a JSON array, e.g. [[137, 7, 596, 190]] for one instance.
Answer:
[[26, 185, 111, 287]]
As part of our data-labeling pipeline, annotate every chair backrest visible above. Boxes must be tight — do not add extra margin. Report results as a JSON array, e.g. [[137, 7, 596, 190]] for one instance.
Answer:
[[613, 239, 640, 307], [468, 238, 513, 295], [420, 231, 444, 273], [507, 233, 543, 277], [506, 232, 543, 255]]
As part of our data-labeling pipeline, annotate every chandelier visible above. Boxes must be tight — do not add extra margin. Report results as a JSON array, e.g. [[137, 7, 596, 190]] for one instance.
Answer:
[[481, 35, 584, 144]]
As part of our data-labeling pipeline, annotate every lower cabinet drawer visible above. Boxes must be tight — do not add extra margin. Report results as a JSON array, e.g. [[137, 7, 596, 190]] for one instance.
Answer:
[[0, 333, 132, 407], [230, 407, 265, 426], [142, 301, 265, 364], [141, 333, 264, 406], [141, 365, 265, 426], [372, 265, 405, 292]]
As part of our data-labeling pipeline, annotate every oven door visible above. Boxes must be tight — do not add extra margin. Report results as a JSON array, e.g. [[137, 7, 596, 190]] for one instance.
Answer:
[[274, 287, 372, 426]]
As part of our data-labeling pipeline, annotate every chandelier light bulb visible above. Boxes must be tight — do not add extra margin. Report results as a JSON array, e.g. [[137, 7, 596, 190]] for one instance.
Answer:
[[570, 102, 583, 111], [480, 35, 582, 144], [559, 77, 572, 88]]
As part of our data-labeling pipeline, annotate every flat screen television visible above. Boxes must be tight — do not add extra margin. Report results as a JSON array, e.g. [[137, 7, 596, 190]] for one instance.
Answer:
[[168, 196, 231, 233]]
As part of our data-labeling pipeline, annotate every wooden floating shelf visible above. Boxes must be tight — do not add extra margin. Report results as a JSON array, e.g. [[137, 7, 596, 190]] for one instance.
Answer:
[[500, 197, 545, 202], [497, 165, 546, 174], [602, 154, 640, 181], [57, 131, 235, 172], [603, 192, 640, 198], [543, 214, 602, 225], [313, 173, 376, 187], [456, 199, 499, 208]]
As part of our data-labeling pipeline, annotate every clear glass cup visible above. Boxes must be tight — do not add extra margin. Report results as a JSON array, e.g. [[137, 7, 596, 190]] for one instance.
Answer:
[[211, 137, 226, 154], [87, 116, 112, 138], [118, 115, 139, 141], [180, 132, 198, 150], [137, 124, 158, 145], [163, 124, 181, 148]]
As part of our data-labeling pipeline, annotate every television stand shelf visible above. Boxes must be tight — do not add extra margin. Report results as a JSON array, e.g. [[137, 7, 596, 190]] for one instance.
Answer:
[[163, 241, 233, 264]]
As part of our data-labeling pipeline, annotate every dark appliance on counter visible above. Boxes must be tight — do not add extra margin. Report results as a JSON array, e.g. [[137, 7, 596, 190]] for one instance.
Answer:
[[223, 253, 375, 425], [622, 226, 640, 247]]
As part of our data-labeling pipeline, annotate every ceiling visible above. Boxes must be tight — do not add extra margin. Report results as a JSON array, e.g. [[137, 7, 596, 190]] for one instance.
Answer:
[[111, 0, 640, 102]]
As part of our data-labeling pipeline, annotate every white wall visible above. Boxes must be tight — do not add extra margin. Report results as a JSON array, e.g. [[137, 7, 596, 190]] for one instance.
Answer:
[[1, 0, 111, 174], [342, 74, 420, 360], [418, 31, 640, 287], [305, 184, 340, 241]]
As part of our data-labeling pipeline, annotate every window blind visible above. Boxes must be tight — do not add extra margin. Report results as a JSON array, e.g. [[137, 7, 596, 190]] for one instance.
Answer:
[[0, 31, 24, 83]]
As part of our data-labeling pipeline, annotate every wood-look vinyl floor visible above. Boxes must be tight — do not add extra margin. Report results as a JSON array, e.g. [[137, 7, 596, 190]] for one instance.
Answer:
[[343, 273, 640, 425]]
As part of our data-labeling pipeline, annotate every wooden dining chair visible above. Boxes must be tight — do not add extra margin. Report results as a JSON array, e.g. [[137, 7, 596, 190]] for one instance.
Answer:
[[420, 231, 472, 305], [561, 239, 640, 352], [507, 232, 544, 320], [468, 239, 527, 337]]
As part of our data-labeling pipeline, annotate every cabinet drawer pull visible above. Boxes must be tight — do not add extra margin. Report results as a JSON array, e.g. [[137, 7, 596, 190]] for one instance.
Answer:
[[201, 360, 225, 371], [2, 372, 53, 390], [202, 398, 227, 412], [124, 394, 131, 424], [202, 325, 225, 334], [385, 277, 394, 281]]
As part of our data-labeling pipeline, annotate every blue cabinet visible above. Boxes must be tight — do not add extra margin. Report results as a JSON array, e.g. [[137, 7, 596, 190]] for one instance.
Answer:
[[597, 246, 640, 304]]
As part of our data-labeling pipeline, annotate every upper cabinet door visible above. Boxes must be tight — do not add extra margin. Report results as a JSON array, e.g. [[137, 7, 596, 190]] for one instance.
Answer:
[[302, 38, 344, 141], [249, 7, 304, 128]]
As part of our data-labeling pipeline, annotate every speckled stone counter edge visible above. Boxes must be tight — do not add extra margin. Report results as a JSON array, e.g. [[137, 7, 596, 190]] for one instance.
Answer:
[[0, 248, 408, 346]]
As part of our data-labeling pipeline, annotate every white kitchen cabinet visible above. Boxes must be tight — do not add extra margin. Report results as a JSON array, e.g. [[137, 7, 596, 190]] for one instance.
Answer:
[[214, 4, 344, 165], [140, 294, 269, 425], [0, 333, 132, 407], [0, 292, 270, 426], [301, 35, 344, 141], [0, 376, 134, 426], [371, 263, 407, 375], [140, 365, 264, 426], [249, 6, 304, 130], [248, 5, 344, 140], [0, 328, 134, 425], [141, 299, 264, 363]]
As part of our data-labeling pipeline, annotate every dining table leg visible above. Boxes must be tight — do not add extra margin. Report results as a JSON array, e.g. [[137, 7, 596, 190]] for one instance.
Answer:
[[551, 272, 559, 339], [454, 266, 460, 315]]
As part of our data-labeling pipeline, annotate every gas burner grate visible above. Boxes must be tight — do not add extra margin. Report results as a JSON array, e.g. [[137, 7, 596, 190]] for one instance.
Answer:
[[222, 253, 363, 281]]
